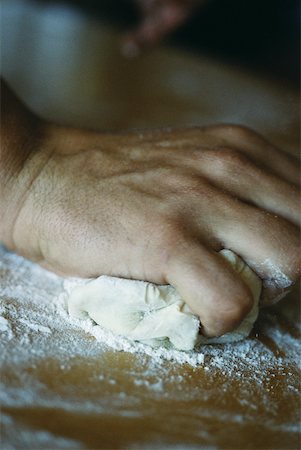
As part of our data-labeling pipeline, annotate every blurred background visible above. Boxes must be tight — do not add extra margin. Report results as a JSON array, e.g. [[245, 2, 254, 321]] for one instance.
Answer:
[[43, 0, 300, 87], [1, 0, 299, 152]]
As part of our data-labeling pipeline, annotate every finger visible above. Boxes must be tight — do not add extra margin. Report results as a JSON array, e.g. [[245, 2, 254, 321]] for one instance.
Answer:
[[164, 236, 254, 337], [215, 200, 301, 302], [187, 148, 301, 226], [204, 125, 300, 186], [135, 125, 300, 187]]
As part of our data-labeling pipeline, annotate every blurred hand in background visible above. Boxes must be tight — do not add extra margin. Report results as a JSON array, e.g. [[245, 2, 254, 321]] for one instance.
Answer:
[[122, 0, 206, 56]]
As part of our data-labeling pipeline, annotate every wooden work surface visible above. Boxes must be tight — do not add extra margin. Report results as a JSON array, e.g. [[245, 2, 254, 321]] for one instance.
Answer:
[[1, 4, 300, 449]]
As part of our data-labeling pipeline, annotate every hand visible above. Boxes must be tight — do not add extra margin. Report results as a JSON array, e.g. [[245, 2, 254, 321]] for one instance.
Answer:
[[2, 120, 300, 337], [122, 0, 206, 56]]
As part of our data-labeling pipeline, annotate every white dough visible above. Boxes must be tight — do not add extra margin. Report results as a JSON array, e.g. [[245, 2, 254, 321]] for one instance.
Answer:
[[67, 250, 262, 351]]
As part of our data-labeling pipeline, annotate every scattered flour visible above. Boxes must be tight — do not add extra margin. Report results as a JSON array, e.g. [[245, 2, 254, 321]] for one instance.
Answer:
[[18, 318, 52, 334], [1, 244, 300, 373], [0, 315, 10, 331], [0, 244, 300, 449], [0, 245, 300, 370]]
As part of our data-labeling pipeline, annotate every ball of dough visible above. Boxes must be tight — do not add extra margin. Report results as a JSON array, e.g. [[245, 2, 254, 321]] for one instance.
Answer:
[[67, 250, 261, 351]]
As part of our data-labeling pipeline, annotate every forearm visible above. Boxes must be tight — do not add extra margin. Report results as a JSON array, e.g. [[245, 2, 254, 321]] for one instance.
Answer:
[[0, 79, 47, 247]]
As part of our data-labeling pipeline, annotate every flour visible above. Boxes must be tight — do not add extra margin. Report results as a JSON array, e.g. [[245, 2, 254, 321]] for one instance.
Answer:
[[0, 245, 300, 371], [1, 245, 300, 450], [0, 315, 10, 331], [18, 318, 52, 334]]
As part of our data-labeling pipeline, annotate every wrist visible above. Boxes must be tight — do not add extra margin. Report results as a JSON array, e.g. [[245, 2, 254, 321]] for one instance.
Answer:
[[0, 80, 51, 250]]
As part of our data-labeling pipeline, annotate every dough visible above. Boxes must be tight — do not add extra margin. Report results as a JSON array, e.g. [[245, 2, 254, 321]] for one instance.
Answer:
[[67, 250, 262, 351]]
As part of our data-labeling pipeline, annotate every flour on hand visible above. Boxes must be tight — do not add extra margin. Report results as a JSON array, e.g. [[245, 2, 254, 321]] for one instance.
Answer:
[[67, 250, 262, 351]]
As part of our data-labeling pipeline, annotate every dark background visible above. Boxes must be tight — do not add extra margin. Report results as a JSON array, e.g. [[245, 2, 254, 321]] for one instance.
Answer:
[[43, 0, 300, 88]]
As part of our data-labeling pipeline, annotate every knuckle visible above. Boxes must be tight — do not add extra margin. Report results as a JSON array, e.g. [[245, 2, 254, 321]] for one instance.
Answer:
[[206, 124, 260, 146], [164, 170, 197, 189], [223, 124, 255, 140], [179, 147, 204, 162], [253, 208, 288, 231], [215, 147, 250, 171], [163, 169, 206, 196]]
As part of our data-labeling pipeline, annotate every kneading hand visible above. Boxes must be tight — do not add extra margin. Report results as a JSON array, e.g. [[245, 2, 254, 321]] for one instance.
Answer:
[[2, 121, 300, 337]]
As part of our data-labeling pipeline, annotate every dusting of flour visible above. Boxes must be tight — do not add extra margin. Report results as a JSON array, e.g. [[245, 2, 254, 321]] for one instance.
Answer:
[[1, 244, 300, 449], [1, 244, 300, 372]]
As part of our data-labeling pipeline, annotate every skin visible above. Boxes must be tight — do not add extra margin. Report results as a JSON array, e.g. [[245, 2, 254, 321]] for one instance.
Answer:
[[1, 80, 300, 338]]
